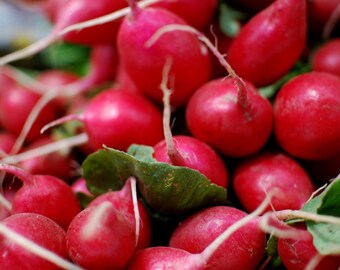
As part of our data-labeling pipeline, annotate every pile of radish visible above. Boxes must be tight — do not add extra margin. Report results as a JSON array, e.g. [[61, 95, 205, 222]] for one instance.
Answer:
[[0, 0, 340, 269]]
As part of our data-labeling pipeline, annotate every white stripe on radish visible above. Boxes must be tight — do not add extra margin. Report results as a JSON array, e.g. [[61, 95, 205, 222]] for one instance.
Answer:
[[0, 223, 84, 270]]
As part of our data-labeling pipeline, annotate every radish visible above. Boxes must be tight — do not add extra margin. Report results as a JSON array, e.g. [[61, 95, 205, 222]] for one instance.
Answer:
[[273, 71, 340, 160], [0, 212, 68, 270], [311, 38, 340, 77], [126, 196, 271, 270], [44, 0, 128, 45], [232, 151, 315, 213], [278, 225, 340, 270], [42, 89, 164, 151], [117, 1, 211, 107], [186, 77, 273, 158], [169, 206, 266, 270], [66, 202, 136, 270], [150, 0, 218, 30], [0, 163, 81, 230], [227, 0, 307, 87], [0, 0, 161, 66], [87, 177, 151, 251], [0, 132, 16, 157], [0, 84, 58, 141], [152, 70, 229, 187], [18, 136, 76, 181]]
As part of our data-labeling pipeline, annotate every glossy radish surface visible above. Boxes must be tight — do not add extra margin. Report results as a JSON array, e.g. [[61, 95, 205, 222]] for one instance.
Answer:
[[117, 5, 211, 107], [232, 151, 315, 213], [312, 38, 340, 77], [153, 135, 229, 187], [227, 0, 307, 86], [0, 163, 81, 230], [0, 213, 67, 270], [274, 71, 340, 160], [186, 77, 273, 158], [169, 206, 266, 270]]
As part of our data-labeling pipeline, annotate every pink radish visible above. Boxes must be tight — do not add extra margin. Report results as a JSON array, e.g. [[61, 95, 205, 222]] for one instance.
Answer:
[[186, 77, 273, 158], [273, 71, 340, 160], [0, 163, 81, 230], [278, 225, 340, 270], [0, 84, 58, 141], [0, 212, 68, 270], [227, 0, 307, 87], [150, 0, 218, 30], [232, 151, 315, 213], [169, 206, 266, 270], [42, 89, 164, 151], [312, 38, 340, 77], [117, 1, 211, 107], [126, 197, 271, 270], [66, 202, 136, 270], [18, 136, 76, 182], [87, 178, 151, 251], [152, 66, 228, 187], [0, 132, 16, 157], [45, 0, 128, 45]]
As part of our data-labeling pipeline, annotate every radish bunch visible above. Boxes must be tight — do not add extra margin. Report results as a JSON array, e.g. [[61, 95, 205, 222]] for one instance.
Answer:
[[0, 0, 340, 269]]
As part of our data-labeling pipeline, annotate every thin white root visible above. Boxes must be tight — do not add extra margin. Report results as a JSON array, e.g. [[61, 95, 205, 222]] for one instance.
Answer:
[[304, 253, 324, 270], [81, 201, 113, 240], [200, 192, 274, 263], [146, 24, 249, 112], [59, 0, 161, 37], [1, 133, 89, 165], [0, 0, 162, 65], [0, 223, 84, 270], [10, 90, 59, 155], [130, 177, 140, 247], [274, 210, 340, 226]]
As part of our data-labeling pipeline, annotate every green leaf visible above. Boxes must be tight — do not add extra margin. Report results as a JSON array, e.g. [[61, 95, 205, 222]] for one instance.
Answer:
[[303, 178, 340, 255], [127, 144, 156, 162], [82, 146, 227, 215], [218, 3, 246, 37]]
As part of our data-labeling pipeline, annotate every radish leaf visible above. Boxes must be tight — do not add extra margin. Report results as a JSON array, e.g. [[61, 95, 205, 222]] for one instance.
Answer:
[[82, 146, 228, 215]]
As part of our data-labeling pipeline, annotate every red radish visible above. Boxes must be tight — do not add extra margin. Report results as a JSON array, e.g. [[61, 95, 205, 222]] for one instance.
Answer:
[[152, 68, 228, 187], [186, 77, 273, 158], [273, 71, 340, 160], [117, 2, 211, 107], [66, 202, 136, 270], [278, 225, 340, 270], [153, 135, 229, 187], [0, 163, 81, 230], [150, 0, 218, 30], [42, 89, 164, 151], [169, 206, 266, 270], [227, 0, 307, 87], [36, 69, 80, 112], [126, 246, 205, 270], [312, 38, 340, 77], [0, 84, 57, 141], [0, 213, 68, 270], [232, 151, 315, 213], [115, 64, 140, 94], [45, 0, 127, 45], [18, 136, 76, 181], [127, 197, 271, 270], [87, 178, 151, 251], [0, 132, 16, 156]]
